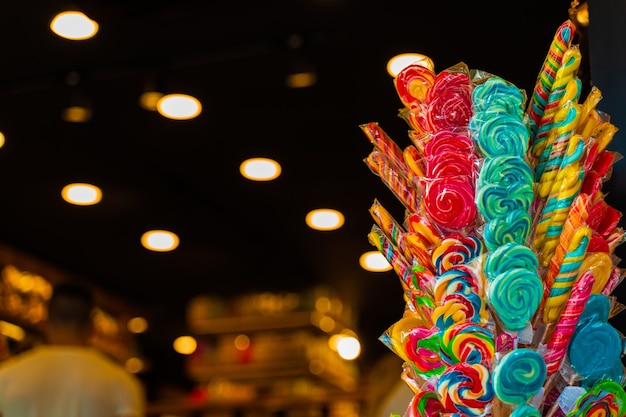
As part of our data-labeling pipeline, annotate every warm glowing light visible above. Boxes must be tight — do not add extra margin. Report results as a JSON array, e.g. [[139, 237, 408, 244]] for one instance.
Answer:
[[234, 334, 250, 350], [173, 336, 197, 355], [359, 251, 392, 272], [286, 72, 317, 88], [239, 158, 282, 181], [127, 317, 148, 334], [305, 209, 345, 231], [336, 336, 360, 360], [386, 53, 435, 77], [141, 230, 179, 252], [0, 321, 25, 341], [315, 296, 331, 313], [50, 11, 99, 40], [138, 91, 164, 111], [318, 315, 336, 332], [62, 105, 92, 123], [0, 132, 5, 148], [61, 183, 102, 206], [156, 94, 202, 120], [125, 357, 145, 373]]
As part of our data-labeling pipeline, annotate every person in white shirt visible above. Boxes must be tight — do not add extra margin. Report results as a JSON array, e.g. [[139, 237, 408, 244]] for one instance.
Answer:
[[0, 282, 146, 417]]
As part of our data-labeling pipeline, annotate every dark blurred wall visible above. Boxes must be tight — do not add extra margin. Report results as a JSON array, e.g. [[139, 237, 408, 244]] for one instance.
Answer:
[[587, 1, 626, 331]]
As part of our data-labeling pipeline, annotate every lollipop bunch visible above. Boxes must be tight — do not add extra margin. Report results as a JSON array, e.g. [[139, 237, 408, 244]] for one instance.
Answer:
[[363, 18, 626, 417]]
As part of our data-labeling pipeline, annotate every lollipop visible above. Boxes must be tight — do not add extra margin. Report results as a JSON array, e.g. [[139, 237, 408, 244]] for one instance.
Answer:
[[472, 76, 525, 117], [511, 404, 542, 417], [482, 209, 533, 253], [483, 242, 539, 282], [566, 380, 626, 417], [404, 324, 446, 377], [568, 320, 622, 384], [395, 63, 436, 107], [439, 321, 495, 366], [407, 391, 446, 417], [431, 234, 483, 275], [436, 362, 494, 416], [421, 177, 477, 230], [424, 70, 472, 133], [488, 267, 542, 331], [470, 110, 530, 157], [492, 348, 547, 406]]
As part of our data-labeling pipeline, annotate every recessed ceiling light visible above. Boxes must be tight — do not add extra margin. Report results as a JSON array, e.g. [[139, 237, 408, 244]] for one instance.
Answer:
[[0, 132, 5, 148], [156, 94, 202, 120], [286, 72, 317, 88], [359, 251, 392, 272], [386, 53, 435, 77], [239, 158, 281, 181], [50, 11, 99, 40], [305, 209, 345, 231], [141, 230, 179, 252], [61, 183, 102, 206]]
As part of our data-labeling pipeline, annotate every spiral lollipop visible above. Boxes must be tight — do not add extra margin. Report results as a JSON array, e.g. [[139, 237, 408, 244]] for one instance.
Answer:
[[439, 321, 495, 366], [424, 70, 472, 133], [436, 362, 494, 416], [470, 111, 530, 157], [566, 380, 626, 417], [488, 267, 543, 331], [431, 234, 483, 275], [422, 177, 477, 231], [395, 63, 436, 107], [492, 348, 547, 406], [472, 76, 525, 117], [407, 391, 446, 417], [482, 209, 533, 253], [511, 405, 542, 417], [483, 242, 539, 282]]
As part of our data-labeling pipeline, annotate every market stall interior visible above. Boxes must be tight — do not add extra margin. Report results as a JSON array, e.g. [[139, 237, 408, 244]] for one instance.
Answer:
[[0, 0, 625, 411]]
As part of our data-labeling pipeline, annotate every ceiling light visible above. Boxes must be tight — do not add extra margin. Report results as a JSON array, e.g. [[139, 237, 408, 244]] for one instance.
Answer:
[[127, 317, 148, 334], [386, 53, 435, 77], [50, 11, 99, 40], [141, 230, 179, 252], [359, 251, 392, 272], [305, 209, 345, 231], [156, 94, 202, 120], [173, 335, 197, 355], [239, 158, 282, 181], [62, 105, 92, 123], [61, 183, 102, 206], [139, 91, 164, 111], [286, 72, 317, 88], [0, 132, 5, 148]]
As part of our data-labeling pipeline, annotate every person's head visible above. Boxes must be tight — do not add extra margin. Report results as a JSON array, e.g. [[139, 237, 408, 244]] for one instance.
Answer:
[[46, 282, 95, 344]]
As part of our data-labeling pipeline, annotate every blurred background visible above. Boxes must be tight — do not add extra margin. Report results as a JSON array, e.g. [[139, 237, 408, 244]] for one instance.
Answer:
[[0, 1, 624, 416]]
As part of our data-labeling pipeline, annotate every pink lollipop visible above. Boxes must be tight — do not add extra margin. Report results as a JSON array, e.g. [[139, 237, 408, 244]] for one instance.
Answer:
[[424, 71, 473, 133], [407, 391, 446, 417], [436, 362, 494, 416], [421, 177, 476, 231]]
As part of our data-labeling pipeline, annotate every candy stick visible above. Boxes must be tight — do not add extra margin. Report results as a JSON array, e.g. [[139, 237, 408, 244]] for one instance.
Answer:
[[576, 86, 602, 138], [405, 213, 443, 249], [542, 270, 595, 376], [361, 122, 410, 175], [543, 193, 592, 287], [366, 150, 419, 212], [531, 46, 582, 158], [368, 225, 413, 288], [535, 100, 582, 199], [602, 266, 624, 295], [542, 225, 592, 323], [369, 199, 435, 275], [403, 145, 425, 178], [592, 121, 619, 154], [527, 19, 576, 140]]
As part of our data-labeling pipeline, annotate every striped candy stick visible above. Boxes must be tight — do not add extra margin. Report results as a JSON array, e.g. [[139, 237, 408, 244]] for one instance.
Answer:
[[542, 270, 595, 375], [535, 102, 582, 199], [369, 199, 435, 275], [366, 150, 420, 213], [361, 122, 410, 176], [543, 193, 592, 289], [527, 19, 577, 140], [531, 46, 582, 158], [542, 225, 592, 323], [534, 135, 585, 265]]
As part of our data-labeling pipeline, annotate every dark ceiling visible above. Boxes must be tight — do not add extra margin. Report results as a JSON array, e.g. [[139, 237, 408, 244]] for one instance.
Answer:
[[0, 0, 623, 397]]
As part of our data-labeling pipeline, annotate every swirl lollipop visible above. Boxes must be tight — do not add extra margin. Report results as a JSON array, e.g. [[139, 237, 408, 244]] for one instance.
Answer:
[[472, 76, 525, 117], [407, 391, 446, 417], [431, 234, 484, 275], [488, 267, 542, 331], [567, 380, 626, 417], [422, 177, 477, 230], [483, 242, 539, 282], [436, 362, 494, 416], [425, 70, 472, 133], [439, 321, 495, 366], [511, 404, 542, 417], [470, 111, 530, 157], [482, 209, 533, 252], [492, 348, 547, 406], [395, 63, 436, 106], [404, 325, 446, 377]]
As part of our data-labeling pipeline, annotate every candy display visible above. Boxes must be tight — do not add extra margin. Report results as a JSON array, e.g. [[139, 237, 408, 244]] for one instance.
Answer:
[[363, 9, 626, 417]]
